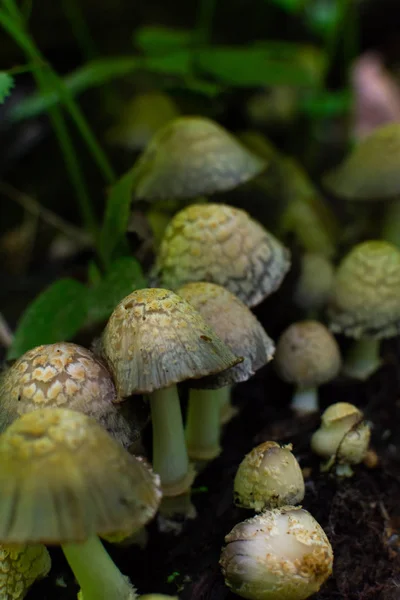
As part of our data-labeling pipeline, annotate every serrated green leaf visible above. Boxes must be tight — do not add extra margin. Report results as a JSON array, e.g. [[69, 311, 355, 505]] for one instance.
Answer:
[[88, 257, 146, 323], [8, 279, 88, 359], [134, 26, 192, 55], [0, 72, 14, 104], [197, 45, 324, 87]]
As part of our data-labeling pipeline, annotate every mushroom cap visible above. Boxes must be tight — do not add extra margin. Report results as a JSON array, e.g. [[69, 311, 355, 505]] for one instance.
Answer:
[[220, 507, 333, 600], [0, 544, 51, 600], [321, 402, 362, 426], [311, 402, 364, 459], [0, 408, 162, 544], [328, 240, 400, 338], [177, 282, 274, 387], [337, 421, 371, 465], [323, 123, 400, 200], [0, 343, 139, 448], [153, 204, 291, 307], [132, 116, 266, 200], [233, 442, 305, 512], [294, 253, 334, 312], [101, 288, 241, 397], [106, 92, 180, 151], [275, 321, 341, 388]]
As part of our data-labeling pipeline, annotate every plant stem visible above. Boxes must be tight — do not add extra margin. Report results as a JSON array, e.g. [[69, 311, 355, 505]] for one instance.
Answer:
[[186, 388, 223, 460], [61, 0, 97, 61], [62, 536, 137, 600], [149, 385, 192, 496]]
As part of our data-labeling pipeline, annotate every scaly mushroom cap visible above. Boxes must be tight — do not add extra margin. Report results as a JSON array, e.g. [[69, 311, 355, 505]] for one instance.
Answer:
[[275, 321, 341, 388], [177, 282, 274, 387], [101, 288, 241, 397], [0, 544, 51, 600], [154, 204, 291, 307], [328, 240, 400, 338], [132, 116, 266, 200], [323, 123, 400, 200], [0, 408, 162, 544], [220, 507, 333, 600], [234, 442, 305, 512], [0, 343, 138, 448]]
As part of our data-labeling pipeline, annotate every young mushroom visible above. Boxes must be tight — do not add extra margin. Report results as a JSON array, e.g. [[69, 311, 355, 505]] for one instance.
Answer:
[[234, 441, 305, 511], [153, 203, 291, 307], [328, 240, 400, 379], [220, 507, 333, 600], [100, 288, 241, 496], [131, 116, 266, 201], [274, 320, 341, 415], [0, 342, 139, 448], [0, 408, 162, 600], [0, 543, 51, 599], [311, 402, 371, 476], [294, 252, 334, 316], [177, 282, 274, 460]]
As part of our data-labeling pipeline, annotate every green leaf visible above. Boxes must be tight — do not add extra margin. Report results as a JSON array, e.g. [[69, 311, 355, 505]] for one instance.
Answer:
[[300, 89, 352, 118], [134, 26, 192, 55], [8, 279, 88, 359], [197, 45, 324, 87], [88, 257, 146, 323], [0, 72, 14, 104], [144, 51, 192, 77]]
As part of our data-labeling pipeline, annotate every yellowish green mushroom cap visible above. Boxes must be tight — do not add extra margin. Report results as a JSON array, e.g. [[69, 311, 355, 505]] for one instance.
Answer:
[[233, 441, 305, 512], [311, 402, 364, 459], [0, 343, 138, 448], [132, 116, 266, 200], [328, 240, 400, 338], [323, 123, 400, 200], [106, 92, 180, 151], [177, 282, 275, 387], [275, 321, 341, 388], [0, 543, 51, 600], [220, 507, 333, 600], [0, 408, 162, 544], [101, 288, 241, 398], [154, 204, 291, 307]]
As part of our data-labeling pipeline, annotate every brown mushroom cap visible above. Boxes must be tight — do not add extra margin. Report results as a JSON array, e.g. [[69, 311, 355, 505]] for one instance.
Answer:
[[275, 321, 341, 387], [328, 240, 400, 338], [101, 288, 242, 397], [323, 123, 400, 200], [0, 408, 162, 544], [0, 343, 139, 448], [177, 282, 274, 387], [0, 544, 51, 600], [132, 116, 266, 200], [153, 204, 291, 307]]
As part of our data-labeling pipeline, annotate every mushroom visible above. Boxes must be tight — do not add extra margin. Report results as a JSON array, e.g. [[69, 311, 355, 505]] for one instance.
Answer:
[[311, 402, 371, 476], [177, 282, 274, 460], [328, 240, 400, 379], [0, 408, 162, 600], [0, 543, 51, 599], [323, 123, 400, 246], [106, 92, 180, 151], [294, 252, 334, 316], [100, 288, 241, 496], [0, 342, 139, 448], [220, 507, 333, 600], [131, 117, 266, 201], [274, 320, 341, 415], [234, 441, 305, 512], [153, 203, 291, 307]]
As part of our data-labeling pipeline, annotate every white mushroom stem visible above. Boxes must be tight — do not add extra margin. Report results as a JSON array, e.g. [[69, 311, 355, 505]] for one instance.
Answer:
[[218, 385, 236, 425], [149, 385, 191, 495], [63, 536, 137, 600], [186, 388, 227, 461], [290, 386, 319, 415], [343, 338, 381, 381]]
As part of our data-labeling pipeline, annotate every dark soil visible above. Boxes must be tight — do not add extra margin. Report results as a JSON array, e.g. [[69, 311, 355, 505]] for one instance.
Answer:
[[26, 279, 400, 600]]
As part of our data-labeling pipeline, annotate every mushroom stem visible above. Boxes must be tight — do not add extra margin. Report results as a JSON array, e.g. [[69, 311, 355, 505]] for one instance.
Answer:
[[290, 386, 318, 415], [343, 338, 381, 380], [149, 385, 191, 495], [62, 536, 137, 600], [218, 385, 237, 425], [186, 388, 226, 460], [381, 199, 400, 247]]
